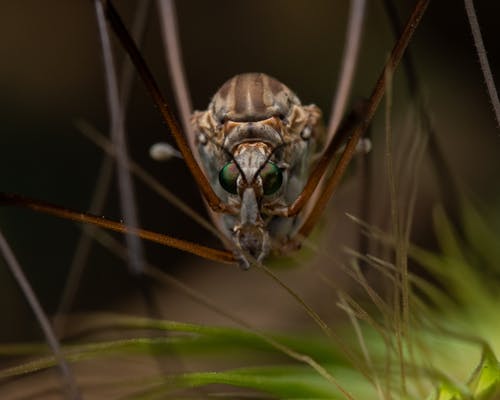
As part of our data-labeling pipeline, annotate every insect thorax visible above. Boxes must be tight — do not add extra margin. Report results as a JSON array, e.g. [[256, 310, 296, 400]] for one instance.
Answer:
[[192, 73, 324, 264]]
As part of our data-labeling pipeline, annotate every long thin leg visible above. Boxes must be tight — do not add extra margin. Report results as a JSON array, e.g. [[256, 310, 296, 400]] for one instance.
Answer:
[[326, 0, 366, 143], [94, 5, 188, 381], [77, 119, 235, 252], [273, 0, 429, 222], [268, 0, 366, 219], [295, 0, 430, 239], [269, 0, 367, 219], [464, 0, 500, 130], [271, 103, 363, 218], [0, 193, 236, 264], [0, 231, 81, 400], [56, 0, 153, 332], [156, 0, 195, 150], [95, 0, 145, 275], [54, 156, 114, 336], [102, 1, 235, 214], [77, 120, 221, 239]]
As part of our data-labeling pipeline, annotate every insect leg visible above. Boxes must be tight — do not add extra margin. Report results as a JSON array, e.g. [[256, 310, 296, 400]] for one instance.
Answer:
[[156, 0, 194, 147], [0, 231, 81, 399], [95, 0, 145, 275], [0, 193, 236, 264], [326, 0, 366, 144], [289, 0, 430, 240], [464, 0, 500, 129], [101, 0, 235, 214], [55, 0, 154, 337]]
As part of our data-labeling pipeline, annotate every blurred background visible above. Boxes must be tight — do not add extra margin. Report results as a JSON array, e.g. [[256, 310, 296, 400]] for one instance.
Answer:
[[0, 0, 498, 346]]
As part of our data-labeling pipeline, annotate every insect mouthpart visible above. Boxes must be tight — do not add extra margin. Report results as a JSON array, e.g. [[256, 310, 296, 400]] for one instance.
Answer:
[[233, 188, 270, 269], [217, 143, 283, 269], [234, 223, 269, 270]]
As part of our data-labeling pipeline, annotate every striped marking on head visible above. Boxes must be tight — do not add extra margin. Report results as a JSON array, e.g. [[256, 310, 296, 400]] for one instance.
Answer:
[[211, 73, 299, 122]]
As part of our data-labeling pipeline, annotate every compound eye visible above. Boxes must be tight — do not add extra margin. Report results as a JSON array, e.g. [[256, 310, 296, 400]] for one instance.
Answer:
[[219, 162, 239, 194], [260, 162, 283, 196]]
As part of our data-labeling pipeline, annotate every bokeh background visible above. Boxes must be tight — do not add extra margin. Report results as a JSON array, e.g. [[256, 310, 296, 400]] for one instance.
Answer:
[[0, 1, 498, 345]]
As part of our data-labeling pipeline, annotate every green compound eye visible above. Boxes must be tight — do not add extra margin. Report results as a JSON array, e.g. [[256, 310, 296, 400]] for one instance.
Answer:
[[260, 162, 283, 195], [219, 162, 239, 194]]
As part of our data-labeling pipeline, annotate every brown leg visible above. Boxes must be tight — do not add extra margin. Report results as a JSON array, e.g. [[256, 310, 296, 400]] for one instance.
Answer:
[[271, 104, 363, 218], [102, 1, 235, 215], [282, 0, 430, 242], [0, 193, 236, 264]]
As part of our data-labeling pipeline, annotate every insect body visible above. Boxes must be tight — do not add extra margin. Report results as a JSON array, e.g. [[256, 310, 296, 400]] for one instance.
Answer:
[[192, 73, 323, 268], [0, 1, 430, 271]]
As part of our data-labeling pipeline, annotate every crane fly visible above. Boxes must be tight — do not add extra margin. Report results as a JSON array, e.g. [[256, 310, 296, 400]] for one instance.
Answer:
[[193, 72, 327, 268], [0, 0, 429, 270], [3, 1, 500, 398]]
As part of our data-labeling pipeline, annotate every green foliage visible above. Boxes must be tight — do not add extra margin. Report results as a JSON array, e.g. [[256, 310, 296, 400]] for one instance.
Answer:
[[1, 202, 499, 399]]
